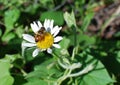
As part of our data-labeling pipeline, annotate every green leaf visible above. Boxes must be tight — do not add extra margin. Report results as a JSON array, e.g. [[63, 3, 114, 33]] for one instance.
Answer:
[[3, 54, 23, 69], [0, 58, 14, 85], [40, 0, 52, 6], [2, 32, 16, 42], [81, 12, 94, 32], [13, 75, 27, 85], [15, 25, 24, 38], [69, 33, 96, 48], [4, 8, 20, 33], [24, 47, 35, 62], [24, 4, 40, 14], [2, 8, 20, 42], [116, 51, 120, 63], [4, 54, 21, 63], [34, 59, 60, 76], [78, 50, 114, 85], [25, 59, 60, 85], [114, 31, 120, 37], [23, 79, 48, 85], [63, 11, 76, 28], [54, 37, 70, 56], [26, 59, 61, 79], [78, 34, 96, 46], [80, 61, 114, 85], [40, 11, 64, 25], [59, 37, 70, 49]]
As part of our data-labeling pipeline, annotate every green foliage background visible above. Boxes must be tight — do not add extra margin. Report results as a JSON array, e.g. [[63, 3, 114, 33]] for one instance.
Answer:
[[0, 0, 120, 85]]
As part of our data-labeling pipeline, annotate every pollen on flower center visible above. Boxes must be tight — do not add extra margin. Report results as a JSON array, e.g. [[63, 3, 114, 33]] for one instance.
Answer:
[[36, 32, 54, 49]]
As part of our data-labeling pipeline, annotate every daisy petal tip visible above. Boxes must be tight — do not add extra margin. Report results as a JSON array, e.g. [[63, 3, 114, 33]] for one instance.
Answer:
[[30, 23, 33, 27], [47, 48, 52, 54], [54, 36, 63, 42], [37, 21, 42, 28], [32, 49, 40, 57], [53, 44, 61, 49]]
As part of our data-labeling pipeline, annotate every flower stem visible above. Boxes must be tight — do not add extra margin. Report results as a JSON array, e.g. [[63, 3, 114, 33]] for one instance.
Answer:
[[71, 47, 76, 60], [20, 69, 27, 76], [57, 69, 72, 85], [72, 26, 77, 47]]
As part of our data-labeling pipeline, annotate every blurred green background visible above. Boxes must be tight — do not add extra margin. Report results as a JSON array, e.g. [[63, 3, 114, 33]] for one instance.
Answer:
[[0, 0, 120, 85]]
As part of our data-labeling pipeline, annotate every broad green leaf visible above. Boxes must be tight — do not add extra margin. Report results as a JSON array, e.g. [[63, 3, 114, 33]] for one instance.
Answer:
[[23, 79, 48, 85], [2, 32, 16, 42], [25, 70, 47, 80], [26, 59, 61, 79], [40, 11, 64, 25], [4, 54, 21, 63], [2, 8, 20, 42], [80, 61, 114, 85], [34, 59, 61, 77], [25, 59, 61, 84], [64, 11, 76, 28], [78, 50, 114, 85], [0, 58, 14, 85], [4, 8, 20, 33]]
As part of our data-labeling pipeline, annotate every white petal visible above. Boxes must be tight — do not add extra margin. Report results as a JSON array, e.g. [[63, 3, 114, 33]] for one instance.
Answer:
[[49, 20, 54, 29], [43, 19, 47, 27], [47, 48, 52, 54], [53, 44, 61, 48], [30, 22, 40, 33], [44, 19, 48, 30], [46, 20, 51, 31], [22, 42, 36, 47], [47, 19, 50, 27], [32, 49, 40, 57], [44, 19, 54, 31], [51, 26, 59, 34], [54, 36, 63, 42], [53, 27, 62, 37], [23, 34, 35, 43], [37, 21, 42, 28]]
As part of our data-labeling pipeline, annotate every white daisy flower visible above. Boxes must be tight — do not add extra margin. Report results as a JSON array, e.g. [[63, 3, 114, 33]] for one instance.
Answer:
[[22, 19, 63, 57]]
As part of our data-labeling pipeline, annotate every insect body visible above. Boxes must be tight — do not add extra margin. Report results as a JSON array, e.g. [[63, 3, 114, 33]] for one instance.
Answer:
[[34, 27, 46, 42]]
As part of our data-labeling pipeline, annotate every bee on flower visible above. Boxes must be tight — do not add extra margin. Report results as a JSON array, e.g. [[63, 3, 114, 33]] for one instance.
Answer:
[[22, 19, 63, 57]]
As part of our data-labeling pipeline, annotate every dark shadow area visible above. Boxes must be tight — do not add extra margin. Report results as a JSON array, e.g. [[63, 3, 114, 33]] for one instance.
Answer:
[[0, 37, 22, 58], [89, 39, 120, 84]]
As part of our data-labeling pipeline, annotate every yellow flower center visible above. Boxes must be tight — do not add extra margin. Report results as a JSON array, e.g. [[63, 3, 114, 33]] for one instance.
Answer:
[[35, 32, 54, 49]]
